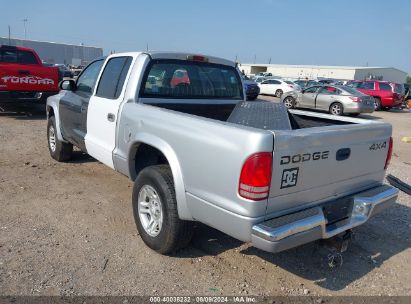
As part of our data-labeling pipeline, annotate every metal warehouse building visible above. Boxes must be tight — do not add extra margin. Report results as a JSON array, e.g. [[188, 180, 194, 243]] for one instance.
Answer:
[[238, 63, 407, 83], [0, 37, 103, 66]]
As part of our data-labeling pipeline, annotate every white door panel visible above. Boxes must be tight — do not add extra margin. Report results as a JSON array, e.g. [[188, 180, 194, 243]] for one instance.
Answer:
[[85, 55, 137, 168], [85, 96, 120, 168]]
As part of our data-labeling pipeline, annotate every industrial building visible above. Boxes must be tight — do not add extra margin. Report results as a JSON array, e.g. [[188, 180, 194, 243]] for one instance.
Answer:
[[238, 63, 407, 83], [0, 37, 103, 66]]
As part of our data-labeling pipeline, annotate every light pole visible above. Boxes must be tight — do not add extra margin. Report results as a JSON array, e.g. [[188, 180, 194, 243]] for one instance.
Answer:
[[23, 18, 28, 40]]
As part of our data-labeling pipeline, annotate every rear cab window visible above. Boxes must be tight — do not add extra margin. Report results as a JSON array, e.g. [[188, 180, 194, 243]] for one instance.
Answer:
[[0, 49, 38, 64], [140, 59, 243, 100]]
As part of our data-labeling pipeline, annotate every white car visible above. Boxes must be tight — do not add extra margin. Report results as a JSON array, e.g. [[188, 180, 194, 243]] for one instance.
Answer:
[[258, 79, 299, 97]]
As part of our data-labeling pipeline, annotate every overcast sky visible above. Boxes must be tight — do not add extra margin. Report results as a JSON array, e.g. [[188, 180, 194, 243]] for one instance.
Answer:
[[1, 0, 411, 74]]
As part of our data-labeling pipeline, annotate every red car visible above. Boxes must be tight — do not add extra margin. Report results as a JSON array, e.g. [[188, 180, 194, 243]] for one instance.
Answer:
[[346, 80, 403, 110], [170, 69, 190, 88], [0, 45, 59, 102]]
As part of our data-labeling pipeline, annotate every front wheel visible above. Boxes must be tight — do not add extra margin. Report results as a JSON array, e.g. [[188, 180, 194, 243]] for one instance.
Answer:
[[329, 102, 344, 116], [283, 96, 295, 109], [132, 165, 193, 254], [47, 116, 73, 161], [275, 89, 283, 98]]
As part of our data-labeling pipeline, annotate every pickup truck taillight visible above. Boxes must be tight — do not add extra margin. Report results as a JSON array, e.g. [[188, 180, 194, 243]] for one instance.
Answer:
[[239, 152, 272, 200], [385, 137, 393, 170]]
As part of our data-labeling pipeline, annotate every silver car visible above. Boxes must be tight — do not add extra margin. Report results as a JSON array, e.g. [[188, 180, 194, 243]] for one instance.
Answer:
[[281, 85, 375, 115]]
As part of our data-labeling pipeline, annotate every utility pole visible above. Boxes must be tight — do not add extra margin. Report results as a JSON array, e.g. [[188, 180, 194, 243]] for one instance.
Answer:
[[268, 57, 271, 64], [23, 18, 28, 40], [146, 43, 149, 52], [8, 25, 11, 44], [253, 54, 256, 64]]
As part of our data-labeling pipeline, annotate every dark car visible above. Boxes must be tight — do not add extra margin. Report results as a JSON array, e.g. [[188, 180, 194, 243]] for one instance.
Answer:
[[242, 75, 260, 100], [54, 64, 74, 78]]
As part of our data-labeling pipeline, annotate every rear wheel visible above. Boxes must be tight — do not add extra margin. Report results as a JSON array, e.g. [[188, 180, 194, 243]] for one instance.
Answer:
[[275, 89, 283, 98], [283, 96, 295, 109], [329, 102, 344, 116], [373, 97, 382, 111], [132, 165, 193, 254], [47, 116, 73, 161]]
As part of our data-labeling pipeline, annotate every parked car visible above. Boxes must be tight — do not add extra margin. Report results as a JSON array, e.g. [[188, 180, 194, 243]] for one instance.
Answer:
[[258, 79, 295, 97], [242, 75, 260, 100], [69, 65, 84, 78], [170, 69, 190, 87], [46, 51, 397, 255], [294, 79, 321, 89], [318, 79, 339, 85], [0, 45, 60, 102], [54, 64, 74, 78], [281, 85, 375, 115], [253, 76, 266, 83], [255, 72, 272, 77], [346, 80, 403, 110]]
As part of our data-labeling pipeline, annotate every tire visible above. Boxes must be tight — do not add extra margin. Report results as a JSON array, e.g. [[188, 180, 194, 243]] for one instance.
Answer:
[[47, 116, 73, 161], [247, 95, 258, 101], [373, 97, 382, 111], [275, 89, 283, 98], [382, 107, 391, 111], [283, 96, 295, 109], [329, 102, 344, 116], [132, 165, 193, 254]]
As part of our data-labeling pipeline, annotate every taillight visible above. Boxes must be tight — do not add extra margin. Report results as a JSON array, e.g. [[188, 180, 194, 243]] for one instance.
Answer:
[[349, 96, 361, 102], [385, 137, 393, 170], [239, 152, 272, 200]]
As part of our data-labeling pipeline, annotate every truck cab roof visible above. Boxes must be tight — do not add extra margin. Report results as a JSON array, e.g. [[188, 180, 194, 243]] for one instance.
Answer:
[[107, 51, 236, 67]]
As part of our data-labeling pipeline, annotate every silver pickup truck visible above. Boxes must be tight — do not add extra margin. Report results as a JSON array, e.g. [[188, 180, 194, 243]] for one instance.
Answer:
[[46, 52, 398, 255]]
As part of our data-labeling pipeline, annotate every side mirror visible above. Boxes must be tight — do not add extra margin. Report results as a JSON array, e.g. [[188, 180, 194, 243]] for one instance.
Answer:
[[59, 79, 76, 91]]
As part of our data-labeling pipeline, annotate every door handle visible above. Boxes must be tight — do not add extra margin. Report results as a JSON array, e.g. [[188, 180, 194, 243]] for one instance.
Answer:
[[80, 105, 87, 113], [107, 113, 115, 122], [18, 70, 30, 75]]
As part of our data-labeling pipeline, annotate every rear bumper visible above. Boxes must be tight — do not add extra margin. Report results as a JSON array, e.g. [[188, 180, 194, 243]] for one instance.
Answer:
[[344, 102, 374, 114], [251, 185, 398, 253]]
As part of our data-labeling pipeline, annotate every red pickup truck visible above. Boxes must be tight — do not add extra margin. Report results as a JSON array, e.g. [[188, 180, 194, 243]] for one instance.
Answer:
[[0, 45, 59, 102], [346, 80, 403, 111]]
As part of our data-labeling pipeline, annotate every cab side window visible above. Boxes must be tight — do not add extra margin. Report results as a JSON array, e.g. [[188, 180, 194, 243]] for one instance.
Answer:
[[76, 60, 104, 94], [96, 57, 133, 99], [18, 51, 38, 64]]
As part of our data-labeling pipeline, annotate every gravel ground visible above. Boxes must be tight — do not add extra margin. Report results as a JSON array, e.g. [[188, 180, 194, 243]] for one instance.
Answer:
[[0, 99, 410, 297]]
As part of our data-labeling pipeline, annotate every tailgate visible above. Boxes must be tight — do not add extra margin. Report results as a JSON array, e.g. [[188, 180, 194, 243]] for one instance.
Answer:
[[0, 63, 59, 92], [267, 122, 391, 216]]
